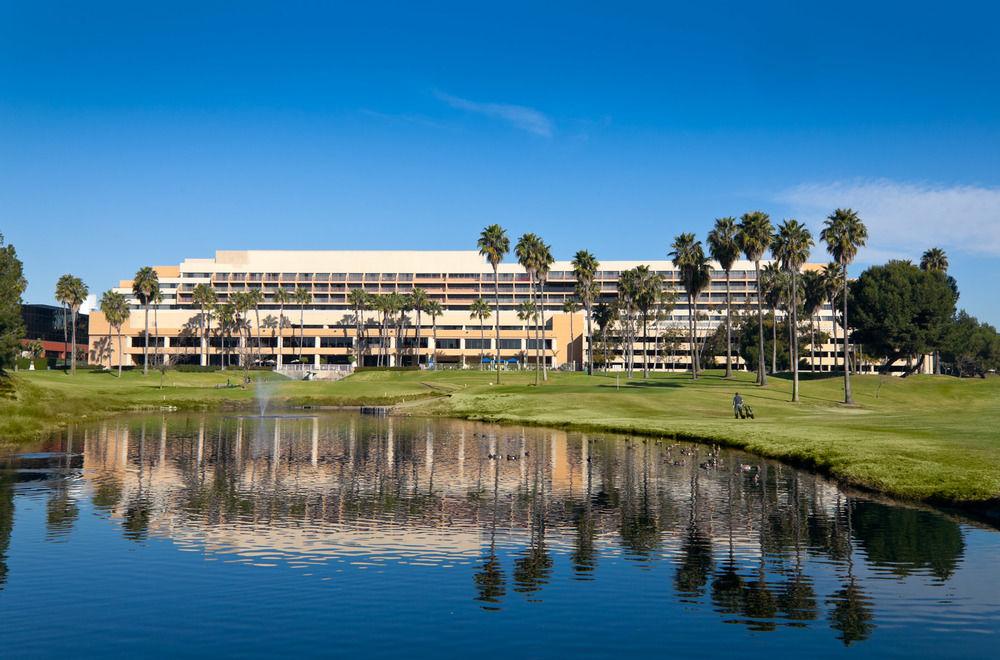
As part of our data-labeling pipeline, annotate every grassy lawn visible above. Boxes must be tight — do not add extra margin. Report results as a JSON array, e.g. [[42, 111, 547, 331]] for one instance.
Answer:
[[3, 366, 999, 507]]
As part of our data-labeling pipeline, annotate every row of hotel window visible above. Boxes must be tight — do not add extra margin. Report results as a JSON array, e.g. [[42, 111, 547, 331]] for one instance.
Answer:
[[130, 336, 551, 350], [179, 270, 761, 282]]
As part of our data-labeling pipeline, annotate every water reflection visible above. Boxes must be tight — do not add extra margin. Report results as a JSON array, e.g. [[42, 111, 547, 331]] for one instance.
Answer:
[[0, 413, 986, 648]]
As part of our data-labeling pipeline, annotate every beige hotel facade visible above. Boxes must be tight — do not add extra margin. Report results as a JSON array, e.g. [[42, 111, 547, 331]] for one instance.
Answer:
[[88, 249, 860, 373]]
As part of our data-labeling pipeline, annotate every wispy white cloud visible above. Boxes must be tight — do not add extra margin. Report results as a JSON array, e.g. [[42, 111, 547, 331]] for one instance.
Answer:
[[776, 179, 1000, 261], [435, 91, 553, 137]]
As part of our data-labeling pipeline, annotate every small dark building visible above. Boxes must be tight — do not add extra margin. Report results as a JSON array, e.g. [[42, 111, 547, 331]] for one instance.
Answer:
[[20, 304, 89, 362]]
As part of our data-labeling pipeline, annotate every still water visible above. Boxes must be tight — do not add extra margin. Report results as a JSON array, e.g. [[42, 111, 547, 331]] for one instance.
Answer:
[[0, 413, 997, 658]]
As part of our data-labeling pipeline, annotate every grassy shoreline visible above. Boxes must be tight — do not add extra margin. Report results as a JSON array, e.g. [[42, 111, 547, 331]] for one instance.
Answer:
[[2, 368, 998, 510]]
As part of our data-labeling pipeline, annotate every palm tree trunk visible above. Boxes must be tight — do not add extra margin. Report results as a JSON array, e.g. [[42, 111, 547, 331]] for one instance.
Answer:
[[540, 282, 548, 382], [277, 302, 284, 369], [299, 306, 305, 362], [480, 320, 486, 370], [62, 303, 69, 371], [688, 292, 696, 379], [569, 312, 574, 371], [117, 330, 123, 378], [71, 307, 78, 374], [791, 271, 799, 402], [810, 315, 816, 373], [143, 303, 150, 375], [642, 312, 649, 379], [254, 307, 261, 367], [585, 303, 594, 376], [771, 308, 777, 375], [154, 305, 160, 368], [415, 309, 422, 367], [494, 267, 501, 384], [724, 270, 732, 378], [755, 261, 767, 386], [842, 268, 853, 404]]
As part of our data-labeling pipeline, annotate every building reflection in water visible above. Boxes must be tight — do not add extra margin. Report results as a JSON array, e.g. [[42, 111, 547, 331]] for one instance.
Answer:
[[2, 413, 971, 644]]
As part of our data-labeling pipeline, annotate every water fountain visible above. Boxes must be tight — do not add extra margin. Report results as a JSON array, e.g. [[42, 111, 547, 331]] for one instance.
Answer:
[[255, 376, 274, 417]]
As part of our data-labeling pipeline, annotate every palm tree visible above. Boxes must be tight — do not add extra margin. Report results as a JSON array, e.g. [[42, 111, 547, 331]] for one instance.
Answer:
[[132, 266, 159, 375], [534, 239, 554, 381], [593, 301, 617, 371], [54, 275, 74, 370], [821, 208, 868, 404], [802, 270, 826, 374], [99, 290, 129, 377], [515, 234, 543, 384], [708, 217, 740, 377], [738, 212, 774, 386], [470, 298, 492, 370], [230, 291, 252, 370], [192, 283, 217, 367], [562, 299, 580, 370], [425, 300, 443, 369], [248, 288, 263, 366], [151, 289, 163, 368], [408, 287, 430, 367], [516, 300, 537, 370], [273, 288, 291, 368], [571, 250, 600, 375], [478, 225, 510, 384], [261, 314, 278, 364], [617, 268, 639, 377], [671, 234, 711, 379], [294, 287, 312, 363], [920, 247, 948, 273], [633, 265, 661, 379], [216, 302, 235, 370], [772, 220, 814, 402], [59, 275, 88, 374], [347, 288, 369, 367], [920, 247, 949, 374], [761, 262, 786, 375], [820, 262, 843, 374]]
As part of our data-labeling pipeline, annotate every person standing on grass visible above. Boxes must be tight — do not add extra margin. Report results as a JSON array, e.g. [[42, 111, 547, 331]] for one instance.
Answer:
[[733, 392, 744, 419]]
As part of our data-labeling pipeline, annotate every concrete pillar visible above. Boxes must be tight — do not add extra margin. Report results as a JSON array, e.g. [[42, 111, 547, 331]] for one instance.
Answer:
[[277, 335, 283, 368], [200, 336, 208, 366], [314, 336, 321, 367]]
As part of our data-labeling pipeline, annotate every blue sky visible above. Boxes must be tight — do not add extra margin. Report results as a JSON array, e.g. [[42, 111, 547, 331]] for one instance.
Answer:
[[2, 1, 999, 322]]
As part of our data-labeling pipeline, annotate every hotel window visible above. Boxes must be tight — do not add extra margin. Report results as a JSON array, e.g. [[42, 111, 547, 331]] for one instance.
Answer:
[[499, 339, 521, 350], [465, 339, 491, 350], [435, 338, 460, 350], [349, 273, 363, 281]]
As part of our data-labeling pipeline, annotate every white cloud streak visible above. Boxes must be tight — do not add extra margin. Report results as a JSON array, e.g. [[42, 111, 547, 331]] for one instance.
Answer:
[[776, 179, 1000, 261], [436, 91, 553, 137]]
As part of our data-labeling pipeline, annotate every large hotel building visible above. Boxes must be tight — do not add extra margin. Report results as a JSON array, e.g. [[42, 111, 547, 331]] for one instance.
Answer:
[[88, 249, 864, 373]]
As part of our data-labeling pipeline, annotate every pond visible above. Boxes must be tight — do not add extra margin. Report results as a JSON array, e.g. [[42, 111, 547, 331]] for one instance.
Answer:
[[0, 413, 997, 657]]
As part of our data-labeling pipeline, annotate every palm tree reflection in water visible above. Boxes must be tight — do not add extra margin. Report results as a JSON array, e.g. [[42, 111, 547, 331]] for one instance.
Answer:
[[21, 414, 973, 646]]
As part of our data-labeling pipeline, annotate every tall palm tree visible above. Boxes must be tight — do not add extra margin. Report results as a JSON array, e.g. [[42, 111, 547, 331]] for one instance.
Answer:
[[515, 234, 543, 384], [230, 291, 252, 370], [99, 290, 129, 377], [60, 276, 88, 374], [820, 262, 843, 374], [562, 299, 580, 370], [470, 298, 492, 370], [821, 208, 868, 404], [633, 266, 661, 379], [132, 266, 159, 375], [671, 234, 711, 379], [516, 300, 537, 369], [54, 275, 74, 370], [410, 287, 430, 367], [738, 212, 774, 386], [534, 239, 554, 381], [261, 314, 278, 363], [192, 283, 216, 367], [425, 300, 443, 369], [920, 247, 948, 273], [294, 287, 312, 363], [593, 301, 617, 372], [248, 288, 263, 366], [761, 262, 786, 376], [708, 217, 739, 378], [347, 288, 369, 367], [216, 302, 235, 370], [571, 250, 600, 375], [617, 268, 639, 377], [151, 289, 163, 368], [802, 269, 826, 374], [920, 247, 949, 374], [772, 220, 814, 402], [273, 288, 291, 368], [478, 225, 510, 384]]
